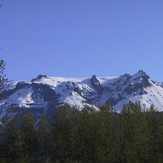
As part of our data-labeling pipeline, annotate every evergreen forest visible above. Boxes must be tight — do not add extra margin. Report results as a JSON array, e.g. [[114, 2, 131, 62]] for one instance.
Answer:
[[0, 103, 163, 163]]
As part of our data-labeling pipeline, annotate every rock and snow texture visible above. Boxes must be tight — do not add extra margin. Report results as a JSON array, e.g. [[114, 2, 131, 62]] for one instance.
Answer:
[[1, 70, 163, 120]]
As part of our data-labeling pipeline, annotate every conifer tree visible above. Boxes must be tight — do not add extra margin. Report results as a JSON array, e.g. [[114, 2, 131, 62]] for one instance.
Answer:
[[0, 60, 7, 99], [147, 105, 159, 162], [37, 116, 51, 161], [158, 112, 163, 161], [20, 113, 36, 161]]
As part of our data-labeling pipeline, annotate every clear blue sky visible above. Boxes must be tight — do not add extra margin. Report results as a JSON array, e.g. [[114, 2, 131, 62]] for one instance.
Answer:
[[0, 0, 163, 81]]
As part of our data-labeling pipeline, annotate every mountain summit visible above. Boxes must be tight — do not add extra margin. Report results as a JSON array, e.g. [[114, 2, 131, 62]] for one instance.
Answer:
[[0, 70, 163, 121]]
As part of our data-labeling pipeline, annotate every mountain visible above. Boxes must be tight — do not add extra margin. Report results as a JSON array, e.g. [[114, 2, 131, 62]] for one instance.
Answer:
[[1, 70, 163, 121]]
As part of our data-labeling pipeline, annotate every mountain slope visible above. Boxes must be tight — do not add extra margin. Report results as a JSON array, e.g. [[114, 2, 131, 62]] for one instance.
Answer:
[[0, 70, 163, 120]]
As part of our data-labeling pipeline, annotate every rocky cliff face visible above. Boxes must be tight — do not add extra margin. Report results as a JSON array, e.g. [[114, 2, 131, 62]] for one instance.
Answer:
[[1, 70, 163, 121], [90, 75, 104, 94]]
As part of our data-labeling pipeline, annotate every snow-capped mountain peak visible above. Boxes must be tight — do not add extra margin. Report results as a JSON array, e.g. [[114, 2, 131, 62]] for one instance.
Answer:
[[1, 70, 163, 121]]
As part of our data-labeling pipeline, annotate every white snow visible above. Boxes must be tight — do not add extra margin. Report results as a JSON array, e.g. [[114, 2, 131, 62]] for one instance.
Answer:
[[1, 71, 163, 120], [23, 75, 163, 112], [0, 87, 47, 109]]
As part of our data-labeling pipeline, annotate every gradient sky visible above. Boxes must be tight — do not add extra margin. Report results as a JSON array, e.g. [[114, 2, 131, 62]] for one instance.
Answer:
[[0, 0, 163, 81]]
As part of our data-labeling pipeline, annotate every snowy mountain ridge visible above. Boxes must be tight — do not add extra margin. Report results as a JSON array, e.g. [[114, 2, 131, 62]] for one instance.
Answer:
[[0, 70, 163, 120]]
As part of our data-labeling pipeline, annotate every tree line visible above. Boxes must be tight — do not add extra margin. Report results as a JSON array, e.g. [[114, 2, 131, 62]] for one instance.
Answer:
[[0, 103, 163, 163]]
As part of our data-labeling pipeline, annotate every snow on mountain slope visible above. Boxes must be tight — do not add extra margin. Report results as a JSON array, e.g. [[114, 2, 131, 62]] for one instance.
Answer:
[[0, 70, 163, 121], [114, 80, 163, 112]]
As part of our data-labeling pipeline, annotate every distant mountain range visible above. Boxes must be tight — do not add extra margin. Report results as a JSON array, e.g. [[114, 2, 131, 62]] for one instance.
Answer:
[[0, 70, 163, 121]]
